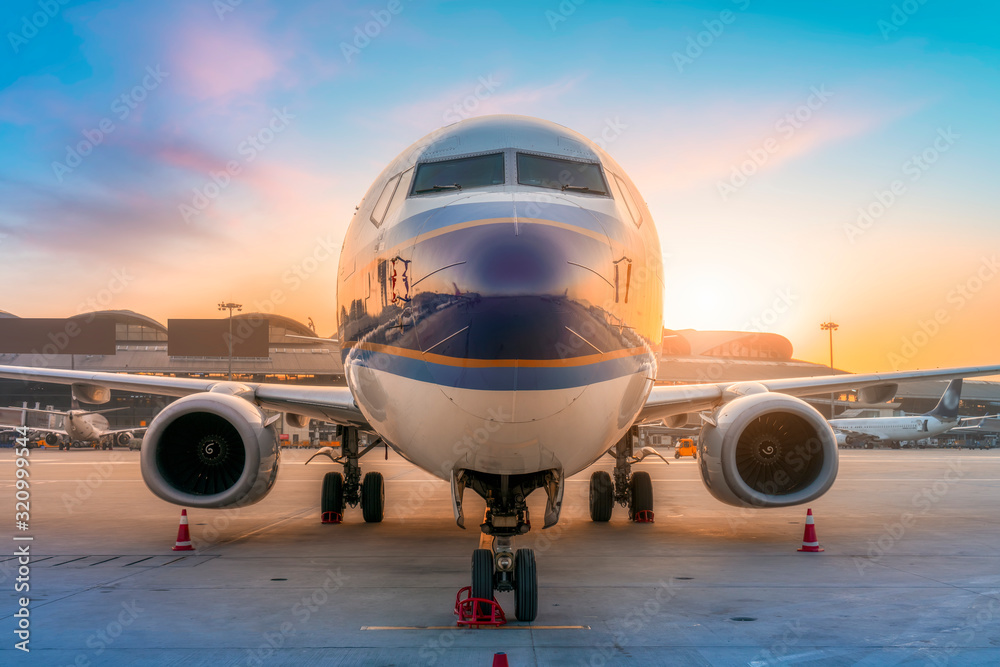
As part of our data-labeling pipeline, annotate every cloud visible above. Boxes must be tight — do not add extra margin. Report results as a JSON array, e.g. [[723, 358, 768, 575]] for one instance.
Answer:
[[375, 73, 588, 134], [625, 95, 913, 193], [167, 20, 287, 104]]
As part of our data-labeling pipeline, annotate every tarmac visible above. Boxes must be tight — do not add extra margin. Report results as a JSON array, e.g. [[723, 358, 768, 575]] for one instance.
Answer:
[[3, 446, 1000, 666]]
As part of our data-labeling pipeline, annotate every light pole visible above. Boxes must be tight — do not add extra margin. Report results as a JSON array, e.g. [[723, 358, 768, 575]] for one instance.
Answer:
[[218, 302, 242, 381], [820, 321, 839, 417]]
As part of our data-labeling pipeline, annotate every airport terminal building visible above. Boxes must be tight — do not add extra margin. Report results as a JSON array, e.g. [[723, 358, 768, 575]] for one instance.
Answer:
[[2, 310, 999, 442]]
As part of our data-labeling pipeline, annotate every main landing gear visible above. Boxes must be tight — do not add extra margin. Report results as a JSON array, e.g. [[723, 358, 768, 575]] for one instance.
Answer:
[[307, 426, 385, 524], [589, 427, 657, 523], [454, 468, 562, 622]]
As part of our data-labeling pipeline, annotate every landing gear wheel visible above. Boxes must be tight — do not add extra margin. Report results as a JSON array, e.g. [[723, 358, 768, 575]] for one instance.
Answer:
[[589, 470, 613, 522], [472, 548, 495, 616], [361, 471, 384, 523], [321, 471, 344, 519], [514, 548, 537, 622], [629, 471, 653, 520]]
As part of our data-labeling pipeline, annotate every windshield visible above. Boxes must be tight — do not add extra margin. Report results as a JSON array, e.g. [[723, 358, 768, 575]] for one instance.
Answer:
[[516, 153, 608, 195], [411, 153, 505, 195]]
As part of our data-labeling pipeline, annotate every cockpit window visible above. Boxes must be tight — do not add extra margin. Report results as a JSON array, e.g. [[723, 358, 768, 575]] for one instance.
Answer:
[[411, 153, 505, 195], [516, 153, 608, 195]]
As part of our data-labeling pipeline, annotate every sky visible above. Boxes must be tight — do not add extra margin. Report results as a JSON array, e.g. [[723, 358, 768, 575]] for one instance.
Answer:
[[1, 0, 998, 374]]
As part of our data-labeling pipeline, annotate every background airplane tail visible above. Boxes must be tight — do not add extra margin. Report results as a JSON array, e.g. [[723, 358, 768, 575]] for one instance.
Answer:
[[926, 379, 963, 419]]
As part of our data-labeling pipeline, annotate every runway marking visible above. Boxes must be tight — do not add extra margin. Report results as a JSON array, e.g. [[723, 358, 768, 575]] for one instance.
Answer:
[[361, 625, 590, 630]]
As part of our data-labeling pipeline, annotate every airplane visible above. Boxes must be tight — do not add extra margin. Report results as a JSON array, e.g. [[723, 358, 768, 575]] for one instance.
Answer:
[[0, 401, 143, 450], [2, 115, 1000, 622], [829, 379, 966, 448]]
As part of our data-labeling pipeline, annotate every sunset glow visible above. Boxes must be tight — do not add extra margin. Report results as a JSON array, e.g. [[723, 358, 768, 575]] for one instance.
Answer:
[[2, 1, 998, 374]]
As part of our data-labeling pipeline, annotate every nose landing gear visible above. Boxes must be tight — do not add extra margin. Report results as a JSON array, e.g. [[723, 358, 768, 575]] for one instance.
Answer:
[[471, 535, 538, 622], [458, 469, 556, 622]]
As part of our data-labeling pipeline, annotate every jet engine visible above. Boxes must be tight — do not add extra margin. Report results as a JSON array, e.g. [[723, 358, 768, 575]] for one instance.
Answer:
[[116, 431, 133, 447], [140, 393, 280, 509], [44, 433, 59, 446], [699, 391, 838, 508]]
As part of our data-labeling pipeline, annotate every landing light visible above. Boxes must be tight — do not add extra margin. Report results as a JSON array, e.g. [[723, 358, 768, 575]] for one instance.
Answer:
[[496, 554, 514, 571]]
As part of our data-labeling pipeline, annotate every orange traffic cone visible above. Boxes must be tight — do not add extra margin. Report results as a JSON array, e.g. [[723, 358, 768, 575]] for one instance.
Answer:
[[172, 509, 195, 551], [492, 653, 509, 667], [797, 508, 823, 552]]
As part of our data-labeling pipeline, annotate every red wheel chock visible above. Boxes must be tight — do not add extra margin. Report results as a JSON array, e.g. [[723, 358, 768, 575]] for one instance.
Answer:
[[321, 511, 342, 524], [454, 586, 506, 627], [633, 510, 654, 523]]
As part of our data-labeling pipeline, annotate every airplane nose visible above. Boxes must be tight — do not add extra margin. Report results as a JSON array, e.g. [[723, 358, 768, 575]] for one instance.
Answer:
[[402, 197, 642, 423], [465, 232, 560, 295]]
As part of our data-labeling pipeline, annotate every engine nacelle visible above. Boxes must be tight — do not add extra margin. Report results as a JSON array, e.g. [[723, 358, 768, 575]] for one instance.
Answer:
[[141, 393, 280, 509], [116, 431, 133, 447], [44, 433, 59, 446], [699, 393, 838, 508]]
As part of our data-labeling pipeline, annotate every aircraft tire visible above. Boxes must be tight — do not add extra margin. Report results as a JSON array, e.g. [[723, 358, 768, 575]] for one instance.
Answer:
[[361, 471, 384, 523], [629, 471, 653, 520], [321, 472, 344, 519], [589, 470, 613, 522], [514, 548, 538, 622], [471, 548, 494, 615]]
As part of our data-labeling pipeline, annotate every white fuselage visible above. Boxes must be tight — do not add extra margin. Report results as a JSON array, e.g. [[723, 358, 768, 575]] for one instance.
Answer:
[[62, 411, 109, 442], [830, 415, 955, 443], [337, 116, 664, 481]]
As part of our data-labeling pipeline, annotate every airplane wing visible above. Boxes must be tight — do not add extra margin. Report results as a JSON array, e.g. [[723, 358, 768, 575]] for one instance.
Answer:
[[829, 426, 881, 443], [3, 363, 999, 432], [637, 365, 1000, 423], [103, 427, 148, 436], [0, 365, 369, 429]]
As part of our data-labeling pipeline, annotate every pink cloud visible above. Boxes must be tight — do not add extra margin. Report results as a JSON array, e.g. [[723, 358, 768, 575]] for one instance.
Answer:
[[168, 22, 285, 102], [378, 74, 587, 133], [626, 98, 913, 193]]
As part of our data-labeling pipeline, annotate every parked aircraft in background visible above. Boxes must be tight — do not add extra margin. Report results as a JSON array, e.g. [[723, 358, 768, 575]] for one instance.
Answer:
[[0, 402, 144, 450], [829, 379, 966, 448], [2, 116, 999, 621]]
